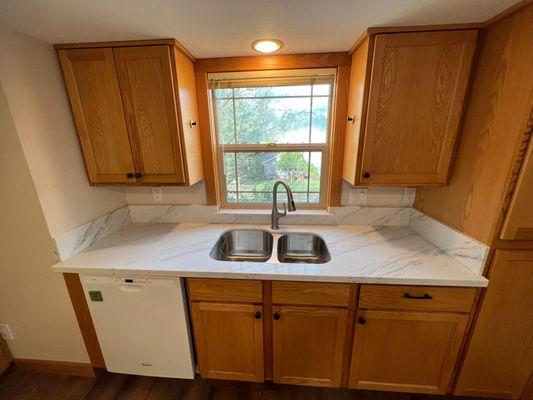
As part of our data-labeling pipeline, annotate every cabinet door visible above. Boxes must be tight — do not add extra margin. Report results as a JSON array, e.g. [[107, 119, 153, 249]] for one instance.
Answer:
[[455, 250, 533, 399], [190, 302, 264, 382], [0, 338, 11, 375], [360, 30, 477, 186], [114, 45, 186, 184], [272, 306, 347, 387], [58, 48, 136, 184], [348, 310, 468, 394], [500, 137, 533, 240]]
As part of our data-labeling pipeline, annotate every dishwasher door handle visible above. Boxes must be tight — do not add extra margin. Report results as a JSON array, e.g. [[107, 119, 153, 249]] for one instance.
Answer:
[[118, 285, 143, 293]]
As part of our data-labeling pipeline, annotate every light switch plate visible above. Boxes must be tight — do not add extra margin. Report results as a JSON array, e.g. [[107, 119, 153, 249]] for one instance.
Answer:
[[350, 188, 368, 205], [152, 187, 163, 203], [402, 188, 416, 205], [0, 324, 14, 340]]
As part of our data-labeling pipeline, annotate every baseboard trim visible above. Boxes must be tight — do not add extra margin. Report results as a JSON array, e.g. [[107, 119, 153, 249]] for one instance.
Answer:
[[13, 358, 95, 378]]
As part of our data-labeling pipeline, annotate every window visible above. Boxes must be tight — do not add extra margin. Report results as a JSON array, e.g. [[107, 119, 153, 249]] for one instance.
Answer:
[[209, 69, 336, 208]]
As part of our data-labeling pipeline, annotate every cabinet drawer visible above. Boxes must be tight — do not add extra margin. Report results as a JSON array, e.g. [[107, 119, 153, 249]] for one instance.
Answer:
[[272, 281, 351, 307], [359, 285, 476, 312], [187, 278, 262, 303]]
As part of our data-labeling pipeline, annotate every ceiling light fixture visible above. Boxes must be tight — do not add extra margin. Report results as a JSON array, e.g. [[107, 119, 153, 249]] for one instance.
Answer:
[[251, 39, 284, 54]]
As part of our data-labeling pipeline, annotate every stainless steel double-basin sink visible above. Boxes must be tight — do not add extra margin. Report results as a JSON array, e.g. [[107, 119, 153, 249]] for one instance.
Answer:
[[209, 229, 330, 264]]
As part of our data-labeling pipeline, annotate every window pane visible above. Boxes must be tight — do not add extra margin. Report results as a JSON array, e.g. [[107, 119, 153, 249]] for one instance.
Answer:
[[234, 97, 310, 144], [309, 152, 322, 192], [311, 96, 329, 143], [214, 88, 233, 98], [222, 151, 323, 205], [224, 153, 237, 191], [313, 83, 332, 96], [230, 85, 312, 97], [215, 98, 235, 144]]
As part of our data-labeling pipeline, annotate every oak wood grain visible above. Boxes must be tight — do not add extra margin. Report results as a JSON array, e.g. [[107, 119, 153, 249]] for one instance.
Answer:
[[359, 285, 476, 313], [13, 359, 94, 378], [360, 30, 477, 186], [190, 302, 264, 382], [54, 38, 195, 62], [455, 250, 533, 398], [349, 310, 468, 394], [171, 46, 204, 185], [414, 5, 533, 245], [63, 273, 105, 369], [0, 338, 11, 375], [57, 48, 136, 184], [500, 112, 533, 240], [272, 281, 351, 307], [114, 45, 186, 184], [187, 278, 263, 303], [342, 36, 373, 184], [272, 306, 347, 387]]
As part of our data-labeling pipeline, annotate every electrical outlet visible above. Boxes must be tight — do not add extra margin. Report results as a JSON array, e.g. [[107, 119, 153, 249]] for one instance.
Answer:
[[350, 188, 368, 205], [402, 188, 416, 205], [152, 187, 163, 203], [0, 324, 14, 340]]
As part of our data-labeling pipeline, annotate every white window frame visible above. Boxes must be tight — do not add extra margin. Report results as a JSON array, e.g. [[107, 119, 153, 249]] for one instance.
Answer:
[[209, 68, 336, 209]]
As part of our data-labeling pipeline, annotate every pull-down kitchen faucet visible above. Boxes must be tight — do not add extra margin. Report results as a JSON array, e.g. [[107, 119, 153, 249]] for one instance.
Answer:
[[271, 180, 296, 230]]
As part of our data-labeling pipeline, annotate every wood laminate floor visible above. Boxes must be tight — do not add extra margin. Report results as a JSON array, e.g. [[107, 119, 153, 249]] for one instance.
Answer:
[[0, 367, 487, 400]]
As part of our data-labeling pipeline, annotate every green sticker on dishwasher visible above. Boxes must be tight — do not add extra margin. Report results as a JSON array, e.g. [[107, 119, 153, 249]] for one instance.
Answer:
[[89, 291, 103, 302]]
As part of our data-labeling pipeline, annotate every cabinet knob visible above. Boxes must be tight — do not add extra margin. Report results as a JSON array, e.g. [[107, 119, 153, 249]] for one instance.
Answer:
[[254, 311, 262, 319], [134, 173, 142, 179], [362, 172, 371, 179], [189, 120, 198, 128], [126, 173, 134, 179], [273, 313, 280, 320], [358, 317, 366, 325]]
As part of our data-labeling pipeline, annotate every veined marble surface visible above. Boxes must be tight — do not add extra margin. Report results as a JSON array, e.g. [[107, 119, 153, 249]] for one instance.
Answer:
[[53, 222, 488, 287], [54, 205, 411, 261], [54, 206, 131, 260], [129, 204, 412, 226], [409, 210, 489, 275]]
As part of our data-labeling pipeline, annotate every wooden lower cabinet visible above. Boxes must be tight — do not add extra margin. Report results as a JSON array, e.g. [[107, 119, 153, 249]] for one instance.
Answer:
[[455, 250, 533, 399], [272, 306, 348, 387], [189, 302, 264, 382], [348, 310, 468, 394]]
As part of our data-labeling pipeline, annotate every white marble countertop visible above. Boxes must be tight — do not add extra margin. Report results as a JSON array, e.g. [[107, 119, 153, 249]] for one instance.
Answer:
[[53, 222, 488, 287]]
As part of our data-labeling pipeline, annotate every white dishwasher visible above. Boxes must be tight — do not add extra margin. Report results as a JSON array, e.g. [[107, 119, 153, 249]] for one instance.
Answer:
[[81, 275, 195, 378]]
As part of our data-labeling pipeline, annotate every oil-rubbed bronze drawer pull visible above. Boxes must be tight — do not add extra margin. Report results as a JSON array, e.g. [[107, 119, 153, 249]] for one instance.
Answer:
[[403, 293, 433, 300]]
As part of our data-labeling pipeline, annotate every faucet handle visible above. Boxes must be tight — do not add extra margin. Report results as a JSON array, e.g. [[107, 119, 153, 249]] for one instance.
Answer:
[[281, 202, 287, 217]]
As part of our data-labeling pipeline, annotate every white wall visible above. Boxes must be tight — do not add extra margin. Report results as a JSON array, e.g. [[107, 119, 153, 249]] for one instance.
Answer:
[[124, 181, 412, 207], [125, 182, 207, 205], [0, 83, 89, 363], [0, 26, 127, 238]]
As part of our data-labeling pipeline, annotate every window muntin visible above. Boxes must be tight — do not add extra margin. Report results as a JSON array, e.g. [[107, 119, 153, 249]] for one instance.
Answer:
[[210, 70, 335, 208]]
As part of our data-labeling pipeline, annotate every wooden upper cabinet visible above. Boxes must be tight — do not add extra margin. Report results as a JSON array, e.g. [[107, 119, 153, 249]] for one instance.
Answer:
[[58, 48, 136, 183], [455, 250, 533, 399], [114, 45, 185, 184], [343, 30, 477, 186], [348, 310, 468, 394], [57, 40, 203, 185], [272, 306, 347, 387], [500, 133, 533, 240]]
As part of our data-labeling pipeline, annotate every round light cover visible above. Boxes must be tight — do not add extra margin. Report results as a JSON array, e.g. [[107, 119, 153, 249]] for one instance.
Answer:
[[251, 39, 283, 53]]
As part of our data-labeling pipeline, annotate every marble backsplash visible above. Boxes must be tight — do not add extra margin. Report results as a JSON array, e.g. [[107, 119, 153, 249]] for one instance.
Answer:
[[128, 205, 412, 226], [53, 205, 489, 276], [409, 209, 489, 275], [54, 205, 132, 260]]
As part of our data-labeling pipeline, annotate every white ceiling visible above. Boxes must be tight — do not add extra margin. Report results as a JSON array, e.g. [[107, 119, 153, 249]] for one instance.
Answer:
[[0, 0, 517, 58]]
